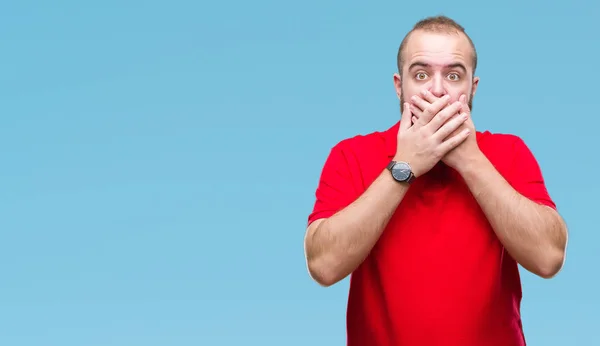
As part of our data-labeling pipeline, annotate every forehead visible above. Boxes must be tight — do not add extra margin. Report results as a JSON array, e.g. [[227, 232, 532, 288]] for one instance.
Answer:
[[403, 30, 473, 71]]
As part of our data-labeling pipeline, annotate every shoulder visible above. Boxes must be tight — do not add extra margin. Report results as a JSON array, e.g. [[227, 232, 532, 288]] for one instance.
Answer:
[[477, 130, 524, 148], [476, 130, 542, 178], [327, 123, 397, 159], [476, 130, 532, 160], [318, 124, 394, 183]]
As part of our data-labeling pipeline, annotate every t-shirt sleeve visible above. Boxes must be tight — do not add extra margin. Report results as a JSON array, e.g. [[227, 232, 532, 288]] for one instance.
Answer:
[[307, 142, 359, 226], [509, 136, 556, 210]]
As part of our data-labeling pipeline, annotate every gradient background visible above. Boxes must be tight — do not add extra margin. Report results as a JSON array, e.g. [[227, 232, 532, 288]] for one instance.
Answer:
[[1, 0, 597, 345]]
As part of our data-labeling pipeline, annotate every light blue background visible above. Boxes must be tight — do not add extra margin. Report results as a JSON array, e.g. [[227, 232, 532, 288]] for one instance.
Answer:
[[0, 0, 596, 345]]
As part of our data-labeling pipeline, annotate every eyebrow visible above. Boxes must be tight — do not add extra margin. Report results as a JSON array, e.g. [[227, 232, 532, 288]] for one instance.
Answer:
[[408, 61, 467, 73]]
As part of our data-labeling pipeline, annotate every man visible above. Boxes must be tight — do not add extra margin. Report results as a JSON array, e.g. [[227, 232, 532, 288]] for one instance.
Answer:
[[303, 16, 568, 346]]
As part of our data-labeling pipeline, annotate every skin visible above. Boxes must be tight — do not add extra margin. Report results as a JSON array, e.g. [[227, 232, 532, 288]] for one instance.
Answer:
[[396, 30, 568, 278], [304, 99, 468, 286], [393, 30, 479, 175], [394, 31, 478, 115], [304, 29, 568, 287], [304, 30, 470, 287]]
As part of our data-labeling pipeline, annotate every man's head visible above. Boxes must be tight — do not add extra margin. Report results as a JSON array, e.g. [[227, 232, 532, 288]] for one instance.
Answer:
[[393, 16, 479, 113]]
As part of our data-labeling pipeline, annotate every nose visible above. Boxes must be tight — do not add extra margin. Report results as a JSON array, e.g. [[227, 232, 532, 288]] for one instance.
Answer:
[[428, 74, 446, 98]]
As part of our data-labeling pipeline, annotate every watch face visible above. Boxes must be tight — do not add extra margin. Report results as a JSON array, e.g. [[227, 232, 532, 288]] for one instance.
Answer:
[[392, 162, 412, 181]]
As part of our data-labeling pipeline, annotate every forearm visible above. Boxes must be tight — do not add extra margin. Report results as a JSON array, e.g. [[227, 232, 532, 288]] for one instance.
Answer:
[[459, 153, 568, 278], [305, 169, 410, 286]]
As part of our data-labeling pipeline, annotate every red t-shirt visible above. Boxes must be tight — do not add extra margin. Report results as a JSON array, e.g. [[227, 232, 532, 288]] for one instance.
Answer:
[[307, 122, 556, 346]]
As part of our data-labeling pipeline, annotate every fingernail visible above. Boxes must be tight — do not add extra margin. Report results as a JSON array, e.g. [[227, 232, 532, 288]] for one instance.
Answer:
[[421, 90, 428, 96]]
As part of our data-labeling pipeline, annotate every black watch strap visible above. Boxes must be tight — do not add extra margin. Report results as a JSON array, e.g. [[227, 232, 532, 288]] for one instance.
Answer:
[[386, 161, 396, 171]]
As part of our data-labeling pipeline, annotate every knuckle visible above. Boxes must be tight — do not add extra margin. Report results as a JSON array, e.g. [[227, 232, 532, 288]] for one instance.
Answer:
[[422, 134, 432, 145]]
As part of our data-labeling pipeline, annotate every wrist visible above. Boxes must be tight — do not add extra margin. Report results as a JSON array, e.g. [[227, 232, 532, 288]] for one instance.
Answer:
[[456, 150, 488, 178], [387, 159, 417, 184], [391, 154, 421, 178]]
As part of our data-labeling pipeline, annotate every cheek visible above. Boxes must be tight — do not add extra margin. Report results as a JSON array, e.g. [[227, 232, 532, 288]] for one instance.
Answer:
[[401, 85, 420, 101], [447, 83, 472, 101]]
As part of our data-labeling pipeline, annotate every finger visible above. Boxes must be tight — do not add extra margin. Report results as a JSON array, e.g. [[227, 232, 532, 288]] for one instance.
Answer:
[[434, 111, 468, 141], [410, 89, 443, 118], [410, 104, 423, 123], [410, 94, 430, 112], [412, 116, 417, 124], [438, 128, 470, 154], [410, 103, 422, 115], [459, 94, 475, 126], [426, 100, 463, 132], [411, 90, 454, 125], [421, 89, 442, 104], [460, 94, 472, 114], [412, 90, 443, 111], [399, 102, 412, 132], [415, 94, 451, 125]]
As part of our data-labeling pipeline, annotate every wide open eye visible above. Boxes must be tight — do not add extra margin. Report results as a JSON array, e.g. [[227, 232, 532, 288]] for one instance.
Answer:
[[415, 72, 428, 80], [447, 73, 460, 81]]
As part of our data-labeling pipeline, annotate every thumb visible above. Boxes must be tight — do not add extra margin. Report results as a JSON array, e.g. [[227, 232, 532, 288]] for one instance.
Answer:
[[399, 102, 412, 132]]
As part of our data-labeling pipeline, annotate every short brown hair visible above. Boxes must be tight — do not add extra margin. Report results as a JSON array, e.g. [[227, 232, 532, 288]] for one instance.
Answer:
[[396, 16, 477, 75]]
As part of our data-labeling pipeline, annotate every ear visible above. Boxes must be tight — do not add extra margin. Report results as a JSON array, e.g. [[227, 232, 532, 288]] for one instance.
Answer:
[[471, 76, 480, 97], [393, 73, 402, 100]]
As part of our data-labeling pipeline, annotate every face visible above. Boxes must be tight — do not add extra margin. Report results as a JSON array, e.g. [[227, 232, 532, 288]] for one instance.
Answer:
[[393, 30, 479, 119]]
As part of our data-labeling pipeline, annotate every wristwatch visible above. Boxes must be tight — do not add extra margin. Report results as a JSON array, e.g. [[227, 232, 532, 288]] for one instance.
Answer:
[[386, 161, 415, 184]]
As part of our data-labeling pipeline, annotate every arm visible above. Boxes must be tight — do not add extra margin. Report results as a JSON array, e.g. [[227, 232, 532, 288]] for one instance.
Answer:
[[408, 92, 567, 278], [305, 169, 409, 287], [305, 99, 470, 286], [459, 150, 568, 279]]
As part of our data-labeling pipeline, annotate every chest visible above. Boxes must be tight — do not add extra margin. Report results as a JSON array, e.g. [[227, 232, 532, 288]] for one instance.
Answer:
[[354, 156, 501, 261]]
